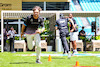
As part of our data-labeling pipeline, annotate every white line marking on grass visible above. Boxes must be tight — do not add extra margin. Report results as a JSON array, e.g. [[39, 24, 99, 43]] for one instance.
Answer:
[[15, 53, 100, 57]]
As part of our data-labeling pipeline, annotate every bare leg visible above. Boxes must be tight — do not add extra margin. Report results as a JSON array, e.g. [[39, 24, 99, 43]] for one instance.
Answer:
[[72, 40, 77, 50]]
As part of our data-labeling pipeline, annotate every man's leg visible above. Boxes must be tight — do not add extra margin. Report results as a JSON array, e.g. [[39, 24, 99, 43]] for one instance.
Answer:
[[34, 34, 42, 63], [83, 39, 86, 52], [11, 38, 16, 53], [72, 40, 77, 50], [71, 40, 78, 55], [26, 34, 34, 50], [10, 38, 13, 52], [12, 38, 15, 51], [4, 39, 6, 51], [70, 32, 78, 55], [63, 47, 66, 54], [9, 39, 11, 51], [61, 40, 66, 54], [60, 36, 71, 58], [61, 36, 69, 52]]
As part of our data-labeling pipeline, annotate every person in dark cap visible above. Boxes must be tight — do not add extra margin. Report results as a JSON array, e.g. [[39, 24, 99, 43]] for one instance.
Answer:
[[55, 14, 71, 59]]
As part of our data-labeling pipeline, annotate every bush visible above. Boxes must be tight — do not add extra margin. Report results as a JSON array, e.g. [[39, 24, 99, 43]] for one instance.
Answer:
[[96, 36, 100, 40], [40, 20, 54, 36], [14, 36, 19, 40], [14, 36, 25, 40]]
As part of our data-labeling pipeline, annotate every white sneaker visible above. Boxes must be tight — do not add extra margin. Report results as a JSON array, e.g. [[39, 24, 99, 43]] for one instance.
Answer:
[[71, 50, 78, 56], [68, 52, 71, 59], [74, 50, 78, 54]]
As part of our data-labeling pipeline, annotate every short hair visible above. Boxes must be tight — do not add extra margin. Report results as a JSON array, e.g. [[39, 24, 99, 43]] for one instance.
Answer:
[[82, 26, 84, 29], [32, 6, 42, 12]]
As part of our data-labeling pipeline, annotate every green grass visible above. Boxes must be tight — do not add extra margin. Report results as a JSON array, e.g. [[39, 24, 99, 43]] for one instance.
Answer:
[[0, 51, 100, 67]]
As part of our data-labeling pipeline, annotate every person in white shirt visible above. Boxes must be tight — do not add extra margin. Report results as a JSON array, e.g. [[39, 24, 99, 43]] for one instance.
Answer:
[[7, 27, 16, 53]]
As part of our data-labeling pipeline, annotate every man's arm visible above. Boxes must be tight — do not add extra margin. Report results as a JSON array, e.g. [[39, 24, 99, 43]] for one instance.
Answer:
[[12, 28, 17, 34], [14, 30, 17, 34], [21, 24, 25, 38], [80, 32, 86, 36], [69, 18, 75, 29], [69, 18, 77, 32], [21, 17, 29, 37], [55, 26, 58, 30], [55, 20, 58, 30], [80, 32, 84, 36]]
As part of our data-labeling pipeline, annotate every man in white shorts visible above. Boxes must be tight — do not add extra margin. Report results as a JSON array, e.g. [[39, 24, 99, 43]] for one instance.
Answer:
[[68, 13, 78, 55], [21, 6, 45, 64]]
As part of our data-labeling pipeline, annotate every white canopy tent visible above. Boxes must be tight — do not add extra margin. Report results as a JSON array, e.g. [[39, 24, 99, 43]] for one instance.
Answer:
[[1, 11, 100, 52]]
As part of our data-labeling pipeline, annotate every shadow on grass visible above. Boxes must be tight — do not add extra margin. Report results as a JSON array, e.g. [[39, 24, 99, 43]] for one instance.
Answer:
[[10, 62, 35, 64]]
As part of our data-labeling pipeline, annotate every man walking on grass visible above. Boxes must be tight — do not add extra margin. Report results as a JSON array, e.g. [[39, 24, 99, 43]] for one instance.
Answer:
[[68, 13, 78, 56]]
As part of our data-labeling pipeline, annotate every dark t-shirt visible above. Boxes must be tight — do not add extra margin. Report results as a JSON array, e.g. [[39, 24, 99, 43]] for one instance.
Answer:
[[56, 18, 69, 36], [79, 30, 86, 37], [56, 18, 68, 30], [24, 15, 44, 34], [68, 18, 78, 32]]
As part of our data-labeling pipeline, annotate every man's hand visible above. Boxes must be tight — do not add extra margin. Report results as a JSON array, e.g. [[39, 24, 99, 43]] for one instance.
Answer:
[[55, 26, 58, 30], [35, 30, 41, 34], [70, 28, 74, 32], [68, 18, 73, 22], [21, 32, 24, 38]]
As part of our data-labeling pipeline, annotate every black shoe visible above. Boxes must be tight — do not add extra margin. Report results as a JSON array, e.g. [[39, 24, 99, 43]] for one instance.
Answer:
[[4, 47, 7, 51], [36, 60, 42, 64], [63, 52, 67, 54], [4, 49, 7, 51]]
